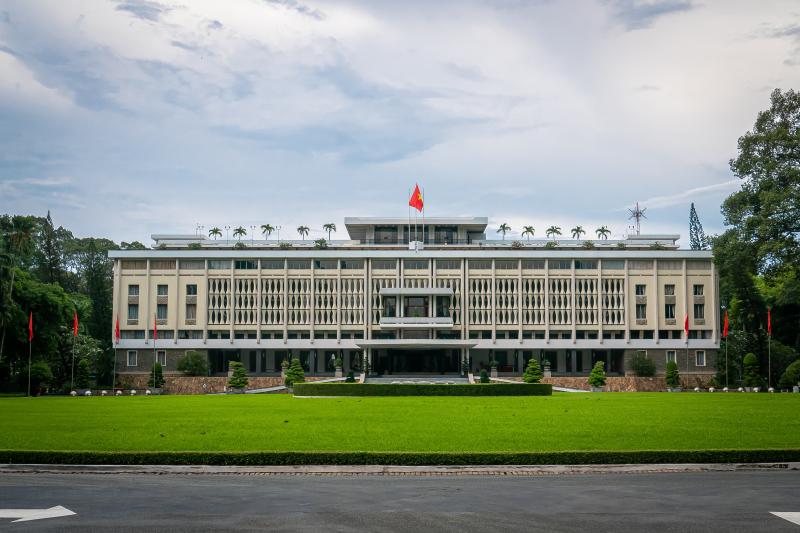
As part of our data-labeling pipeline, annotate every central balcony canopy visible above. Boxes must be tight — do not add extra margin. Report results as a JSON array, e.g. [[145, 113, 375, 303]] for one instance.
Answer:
[[379, 316, 454, 329]]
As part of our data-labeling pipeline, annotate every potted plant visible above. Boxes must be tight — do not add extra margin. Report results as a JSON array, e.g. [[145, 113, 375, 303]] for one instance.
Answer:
[[588, 361, 606, 392], [542, 357, 552, 378], [665, 360, 681, 392], [489, 358, 499, 378], [147, 362, 165, 395], [523, 358, 543, 383], [334, 356, 343, 378], [227, 361, 248, 393], [280, 358, 289, 379], [479, 369, 490, 383], [345, 371, 356, 383]]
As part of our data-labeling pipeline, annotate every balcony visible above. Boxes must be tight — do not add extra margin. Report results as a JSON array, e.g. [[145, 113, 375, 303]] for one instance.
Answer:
[[156, 318, 168, 326], [127, 319, 138, 326], [127, 295, 139, 305], [156, 295, 169, 304], [185, 295, 197, 305], [379, 316, 454, 329]]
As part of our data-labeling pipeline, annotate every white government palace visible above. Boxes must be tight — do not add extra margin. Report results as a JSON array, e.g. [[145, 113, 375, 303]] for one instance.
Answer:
[[109, 217, 718, 378]]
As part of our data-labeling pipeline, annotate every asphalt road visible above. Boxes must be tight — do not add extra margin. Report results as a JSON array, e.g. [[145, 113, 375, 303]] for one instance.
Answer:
[[0, 471, 799, 532]]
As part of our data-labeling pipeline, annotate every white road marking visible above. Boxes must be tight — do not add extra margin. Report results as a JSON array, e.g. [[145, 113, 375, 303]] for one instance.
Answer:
[[772, 512, 800, 526], [0, 505, 76, 523]]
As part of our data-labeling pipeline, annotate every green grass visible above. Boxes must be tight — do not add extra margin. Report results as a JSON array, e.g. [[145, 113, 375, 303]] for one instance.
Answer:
[[1, 393, 798, 453]]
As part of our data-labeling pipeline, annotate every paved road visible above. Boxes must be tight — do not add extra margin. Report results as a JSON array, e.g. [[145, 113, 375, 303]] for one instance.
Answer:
[[0, 471, 799, 531]]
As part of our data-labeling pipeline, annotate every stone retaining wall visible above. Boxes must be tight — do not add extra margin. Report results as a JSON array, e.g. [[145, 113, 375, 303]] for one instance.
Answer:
[[504, 374, 717, 392], [116, 375, 327, 394]]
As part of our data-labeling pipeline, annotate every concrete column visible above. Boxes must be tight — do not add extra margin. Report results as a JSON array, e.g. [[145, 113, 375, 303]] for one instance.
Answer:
[[653, 259, 659, 345], [203, 259, 209, 344], [257, 260, 262, 345], [517, 259, 523, 344], [624, 259, 630, 345], [557, 350, 566, 375], [544, 259, 550, 344], [309, 260, 315, 345], [144, 259, 151, 344], [491, 259, 496, 342], [598, 259, 603, 345], [570, 260, 576, 344], [174, 264, 179, 345], [229, 263, 235, 344], [336, 260, 342, 342], [282, 260, 288, 342]]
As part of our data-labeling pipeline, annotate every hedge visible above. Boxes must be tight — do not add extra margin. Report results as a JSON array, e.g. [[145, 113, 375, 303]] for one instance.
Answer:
[[1, 449, 799, 466], [292, 383, 552, 396]]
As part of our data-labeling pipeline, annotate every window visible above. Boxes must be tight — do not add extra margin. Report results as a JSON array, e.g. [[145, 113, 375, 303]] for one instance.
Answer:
[[495, 260, 517, 270], [382, 296, 397, 318], [404, 296, 429, 318], [695, 350, 706, 367], [208, 260, 231, 270], [636, 350, 648, 358], [468, 260, 491, 270], [185, 304, 197, 320], [435, 296, 451, 318], [602, 260, 625, 270], [664, 303, 676, 319], [157, 350, 166, 366], [121, 260, 146, 270], [234, 260, 257, 270], [371, 259, 397, 270], [549, 260, 571, 270], [157, 284, 168, 296], [314, 259, 337, 270], [341, 259, 364, 270], [186, 284, 197, 296], [157, 304, 168, 320], [693, 284, 704, 296], [664, 284, 675, 296], [179, 260, 205, 270], [287, 259, 310, 269], [435, 259, 461, 270], [635, 304, 647, 320], [666, 350, 676, 363], [575, 260, 597, 270], [658, 260, 682, 271], [128, 304, 139, 320], [635, 284, 646, 296], [629, 260, 653, 270], [128, 284, 139, 296], [120, 330, 145, 339], [127, 350, 138, 367], [261, 259, 284, 269], [694, 303, 705, 319], [151, 260, 176, 270], [522, 260, 545, 270], [403, 259, 429, 270]]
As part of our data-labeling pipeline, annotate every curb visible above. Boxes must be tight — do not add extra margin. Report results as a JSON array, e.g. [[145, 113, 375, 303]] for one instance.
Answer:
[[1, 463, 798, 476]]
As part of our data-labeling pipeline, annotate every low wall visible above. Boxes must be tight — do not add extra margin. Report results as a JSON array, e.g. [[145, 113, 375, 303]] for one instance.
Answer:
[[502, 374, 717, 392], [116, 375, 326, 394]]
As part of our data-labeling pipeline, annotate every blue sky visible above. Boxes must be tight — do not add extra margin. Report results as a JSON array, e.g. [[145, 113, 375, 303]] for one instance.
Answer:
[[1, 0, 798, 244]]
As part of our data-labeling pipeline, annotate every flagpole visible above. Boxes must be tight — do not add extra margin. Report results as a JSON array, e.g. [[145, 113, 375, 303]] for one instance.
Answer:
[[153, 316, 157, 391], [767, 307, 772, 389], [70, 336, 76, 392], [27, 339, 32, 397], [422, 184, 425, 245], [407, 186, 411, 246]]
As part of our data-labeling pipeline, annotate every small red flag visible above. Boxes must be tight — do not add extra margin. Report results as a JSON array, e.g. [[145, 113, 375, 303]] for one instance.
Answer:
[[722, 310, 729, 339], [73, 311, 79, 337], [114, 316, 120, 344], [767, 308, 772, 336], [28, 312, 33, 342], [684, 314, 689, 336], [153, 315, 158, 341], [408, 183, 424, 212]]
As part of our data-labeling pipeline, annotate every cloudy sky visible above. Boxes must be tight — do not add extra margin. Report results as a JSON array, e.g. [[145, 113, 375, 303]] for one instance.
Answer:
[[1, 0, 798, 244]]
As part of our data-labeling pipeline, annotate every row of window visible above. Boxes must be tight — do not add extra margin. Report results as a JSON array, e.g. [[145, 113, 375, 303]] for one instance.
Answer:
[[637, 349, 706, 367], [635, 284, 705, 296], [127, 350, 166, 367]]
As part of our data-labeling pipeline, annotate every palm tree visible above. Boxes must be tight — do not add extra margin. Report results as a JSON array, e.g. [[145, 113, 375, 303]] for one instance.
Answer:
[[260, 224, 274, 240], [522, 226, 535, 241], [595, 226, 611, 240], [496, 223, 511, 240], [571, 226, 586, 240], [323, 223, 336, 240], [546, 225, 562, 241], [233, 226, 247, 240], [297, 225, 309, 240], [208, 227, 222, 240]]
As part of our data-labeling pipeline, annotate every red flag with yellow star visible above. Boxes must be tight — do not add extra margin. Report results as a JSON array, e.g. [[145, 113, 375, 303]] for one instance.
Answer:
[[409, 183, 423, 212]]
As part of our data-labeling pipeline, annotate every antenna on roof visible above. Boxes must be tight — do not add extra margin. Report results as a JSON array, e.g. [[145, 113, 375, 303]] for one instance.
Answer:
[[195, 223, 204, 236], [628, 202, 646, 235]]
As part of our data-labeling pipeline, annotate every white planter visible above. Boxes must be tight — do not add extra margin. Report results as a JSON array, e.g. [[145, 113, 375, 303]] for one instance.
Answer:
[[490, 368, 498, 379], [335, 367, 343, 378], [667, 387, 682, 393], [590, 386, 604, 392], [543, 369, 552, 378]]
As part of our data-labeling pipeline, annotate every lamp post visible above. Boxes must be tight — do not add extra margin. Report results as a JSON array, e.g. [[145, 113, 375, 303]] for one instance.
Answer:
[[250, 225, 256, 242], [224, 225, 230, 241]]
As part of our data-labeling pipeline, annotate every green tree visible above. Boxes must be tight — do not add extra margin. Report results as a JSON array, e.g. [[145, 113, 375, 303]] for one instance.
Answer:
[[689, 203, 708, 250], [522, 357, 543, 383], [595, 226, 611, 240], [778, 359, 800, 389], [227, 361, 248, 389], [27, 360, 53, 394], [742, 353, 761, 387], [588, 361, 606, 388], [260, 224, 274, 240], [665, 360, 680, 389], [284, 356, 305, 387], [177, 351, 208, 376], [232, 226, 247, 240], [119, 241, 146, 250], [628, 352, 656, 377], [571, 226, 585, 240], [323, 223, 336, 240], [0, 215, 37, 364], [208, 227, 222, 240], [148, 362, 165, 388], [75, 358, 91, 389], [314, 238, 327, 249], [496, 223, 511, 240], [546, 226, 562, 241], [297, 226, 309, 240], [522, 226, 535, 241]]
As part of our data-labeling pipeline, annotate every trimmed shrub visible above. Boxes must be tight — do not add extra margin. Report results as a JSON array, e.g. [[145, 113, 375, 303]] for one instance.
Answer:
[[665, 360, 680, 388], [75, 358, 92, 388], [292, 383, 553, 397], [177, 351, 208, 376], [628, 352, 656, 377], [345, 371, 355, 383], [523, 358, 543, 383], [778, 360, 800, 389], [479, 369, 490, 383], [148, 362, 165, 388], [743, 353, 761, 387], [27, 361, 53, 391], [588, 361, 606, 388], [284, 357, 305, 387], [227, 362, 248, 390]]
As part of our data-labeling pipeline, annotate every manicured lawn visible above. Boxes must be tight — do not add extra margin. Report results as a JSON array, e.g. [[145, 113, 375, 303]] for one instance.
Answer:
[[1, 393, 798, 453]]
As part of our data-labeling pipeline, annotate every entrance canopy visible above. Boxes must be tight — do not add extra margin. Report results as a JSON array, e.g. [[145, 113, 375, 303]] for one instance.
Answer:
[[356, 339, 477, 350]]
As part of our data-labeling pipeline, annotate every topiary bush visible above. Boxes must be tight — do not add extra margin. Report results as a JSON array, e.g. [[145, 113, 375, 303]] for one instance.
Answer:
[[284, 357, 305, 387], [628, 352, 656, 377], [588, 361, 606, 388], [345, 371, 355, 383], [227, 361, 248, 390], [523, 358, 543, 383], [75, 358, 92, 388], [479, 369, 490, 383], [665, 360, 680, 389], [177, 351, 208, 376], [742, 353, 761, 387], [27, 361, 53, 393], [148, 362, 165, 388], [778, 360, 800, 389]]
